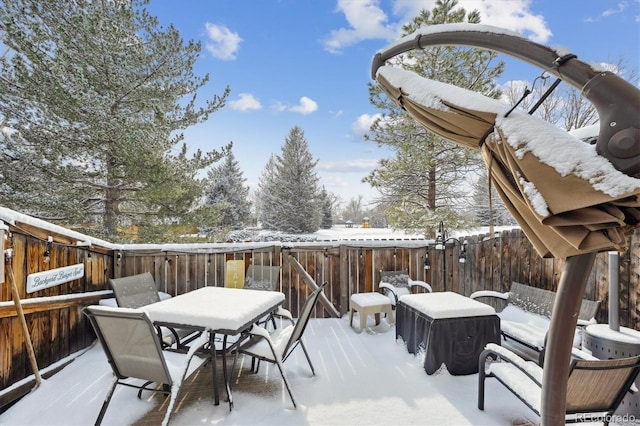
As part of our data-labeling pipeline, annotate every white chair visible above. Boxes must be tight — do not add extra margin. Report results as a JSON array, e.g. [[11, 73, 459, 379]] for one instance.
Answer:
[[83, 305, 210, 425]]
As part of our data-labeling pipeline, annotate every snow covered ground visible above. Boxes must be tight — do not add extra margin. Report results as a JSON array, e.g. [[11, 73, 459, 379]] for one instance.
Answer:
[[2, 314, 628, 426], [2, 316, 541, 426]]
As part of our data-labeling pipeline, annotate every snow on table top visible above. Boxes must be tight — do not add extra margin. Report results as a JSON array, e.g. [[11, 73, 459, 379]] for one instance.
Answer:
[[143, 287, 285, 332], [399, 292, 495, 319]]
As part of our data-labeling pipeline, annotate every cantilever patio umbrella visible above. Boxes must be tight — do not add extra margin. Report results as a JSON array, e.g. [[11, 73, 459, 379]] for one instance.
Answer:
[[371, 23, 640, 426]]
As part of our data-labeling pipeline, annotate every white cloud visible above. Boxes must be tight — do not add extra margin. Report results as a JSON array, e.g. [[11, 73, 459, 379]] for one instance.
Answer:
[[323, 0, 398, 53], [288, 97, 319, 115], [602, 2, 628, 17], [400, 0, 552, 43], [204, 23, 242, 60], [352, 113, 381, 138], [325, 0, 553, 52], [271, 101, 287, 113], [585, 1, 630, 22], [229, 93, 262, 111], [317, 158, 380, 173], [466, 0, 552, 43]]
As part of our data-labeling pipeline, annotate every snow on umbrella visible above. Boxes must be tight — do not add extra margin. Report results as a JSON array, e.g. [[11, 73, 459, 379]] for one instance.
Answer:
[[371, 24, 640, 260], [375, 66, 640, 259]]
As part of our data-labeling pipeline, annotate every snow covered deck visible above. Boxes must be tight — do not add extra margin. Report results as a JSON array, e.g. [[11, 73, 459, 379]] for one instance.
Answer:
[[3, 316, 565, 426]]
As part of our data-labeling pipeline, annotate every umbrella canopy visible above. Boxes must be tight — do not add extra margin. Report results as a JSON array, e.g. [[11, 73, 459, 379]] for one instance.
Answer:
[[374, 65, 640, 259]]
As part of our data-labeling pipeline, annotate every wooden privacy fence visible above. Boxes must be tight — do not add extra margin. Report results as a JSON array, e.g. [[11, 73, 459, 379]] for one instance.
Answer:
[[1, 222, 639, 409]]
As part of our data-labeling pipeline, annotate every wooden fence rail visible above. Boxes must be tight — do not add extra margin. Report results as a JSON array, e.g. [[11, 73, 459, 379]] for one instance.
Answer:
[[1, 225, 638, 409]]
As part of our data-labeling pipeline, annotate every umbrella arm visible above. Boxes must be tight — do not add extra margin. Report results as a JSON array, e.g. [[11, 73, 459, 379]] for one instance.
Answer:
[[371, 27, 640, 178], [541, 252, 596, 426]]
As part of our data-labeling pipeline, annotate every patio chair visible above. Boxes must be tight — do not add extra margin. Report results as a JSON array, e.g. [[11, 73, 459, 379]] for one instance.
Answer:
[[379, 270, 432, 307], [231, 281, 328, 408], [478, 343, 640, 424], [83, 305, 211, 426], [108, 272, 199, 349], [245, 265, 281, 328], [244, 265, 280, 291]]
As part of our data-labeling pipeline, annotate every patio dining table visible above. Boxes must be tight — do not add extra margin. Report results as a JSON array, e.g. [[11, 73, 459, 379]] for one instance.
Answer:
[[143, 286, 285, 409]]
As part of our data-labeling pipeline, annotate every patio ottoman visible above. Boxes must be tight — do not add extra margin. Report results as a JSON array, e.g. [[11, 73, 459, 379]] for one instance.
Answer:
[[349, 292, 394, 332], [396, 292, 500, 375]]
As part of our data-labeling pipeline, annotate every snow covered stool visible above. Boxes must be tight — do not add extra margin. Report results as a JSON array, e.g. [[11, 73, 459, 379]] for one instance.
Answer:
[[349, 292, 394, 332]]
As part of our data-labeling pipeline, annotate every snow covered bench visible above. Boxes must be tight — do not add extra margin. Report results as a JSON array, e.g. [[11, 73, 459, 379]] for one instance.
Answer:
[[470, 282, 600, 365]]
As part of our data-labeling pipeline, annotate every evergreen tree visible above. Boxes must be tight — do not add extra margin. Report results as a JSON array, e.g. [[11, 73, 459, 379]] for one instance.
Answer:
[[364, 0, 504, 237], [320, 187, 333, 229], [469, 170, 515, 226], [256, 155, 279, 229], [204, 147, 251, 229], [0, 0, 230, 241], [258, 126, 322, 233]]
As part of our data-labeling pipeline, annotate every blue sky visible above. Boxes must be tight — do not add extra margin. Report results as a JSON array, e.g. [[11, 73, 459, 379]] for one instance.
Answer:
[[144, 0, 640, 207]]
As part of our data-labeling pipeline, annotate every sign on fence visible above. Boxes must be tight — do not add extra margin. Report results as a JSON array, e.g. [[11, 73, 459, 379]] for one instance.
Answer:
[[26, 263, 85, 293], [225, 260, 245, 289]]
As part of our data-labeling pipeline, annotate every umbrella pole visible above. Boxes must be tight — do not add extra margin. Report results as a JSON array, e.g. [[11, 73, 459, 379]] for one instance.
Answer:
[[541, 252, 596, 425]]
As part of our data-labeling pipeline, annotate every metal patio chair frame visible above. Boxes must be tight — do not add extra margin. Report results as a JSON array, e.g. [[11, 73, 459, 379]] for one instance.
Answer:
[[230, 281, 328, 408], [478, 343, 640, 424], [83, 305, 211, 425], [109, 272, 199, 349]]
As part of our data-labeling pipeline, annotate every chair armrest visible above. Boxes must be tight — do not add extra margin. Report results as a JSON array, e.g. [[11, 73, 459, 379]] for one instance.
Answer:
[[274, 306, 292, 320], [482, 343, 543, 387], [379, 281, 399, 304], [470, 290, 510, 301], [379, 282, 398, 296], [248, 324, 272, 339], [273, 307, 295, 326], [408, 279, 432, 293]]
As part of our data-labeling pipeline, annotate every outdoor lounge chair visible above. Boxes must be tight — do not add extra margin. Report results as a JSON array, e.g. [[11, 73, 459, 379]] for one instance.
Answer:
[[231, 281, 328, 408], [379, 270, 432, 307], [108, 272, 199, 349], [83, 305, 211, 426], [478, 343, 640, 424]]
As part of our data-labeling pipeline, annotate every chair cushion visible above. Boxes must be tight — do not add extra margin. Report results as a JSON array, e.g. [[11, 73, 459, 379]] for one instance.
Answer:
[[245, 277, 275, 291], [380, 271, 410, 289]]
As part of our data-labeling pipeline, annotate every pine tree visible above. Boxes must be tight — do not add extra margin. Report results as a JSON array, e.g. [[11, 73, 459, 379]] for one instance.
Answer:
[[0, 0, 230, 241], [365, 0, 504, 237], [469, 170, 516, 226], [320, 187, 333, 229], [258, 126, 322, 233], [256, 155, 279, 230], [204, 147, 251, 229]]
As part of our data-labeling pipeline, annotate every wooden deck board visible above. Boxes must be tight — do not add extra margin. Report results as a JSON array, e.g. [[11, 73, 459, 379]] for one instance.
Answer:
[[132, 354, 286, 425]]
